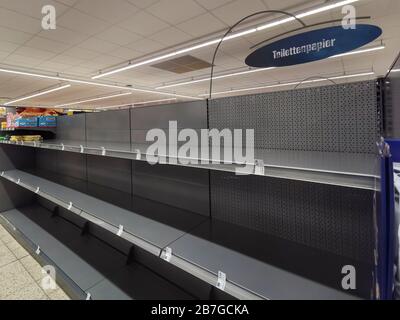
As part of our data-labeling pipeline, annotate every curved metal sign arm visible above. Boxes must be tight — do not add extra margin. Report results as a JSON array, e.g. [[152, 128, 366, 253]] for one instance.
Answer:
[[208, 10, 307, 100]]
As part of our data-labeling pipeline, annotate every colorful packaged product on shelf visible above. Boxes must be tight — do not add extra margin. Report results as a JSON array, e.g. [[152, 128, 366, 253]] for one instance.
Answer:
[[14, 117, 38, 128], [6, 112, 16, 128], [1, 122, 7, 130], [38, 116, 57, 128]]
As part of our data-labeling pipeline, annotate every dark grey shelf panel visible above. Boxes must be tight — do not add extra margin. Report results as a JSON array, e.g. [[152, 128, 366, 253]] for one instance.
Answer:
[[0, 139, 380, 190], [0, 208, 130, 300], [0, 169, 187, 256], [167, 226, 359, 300]]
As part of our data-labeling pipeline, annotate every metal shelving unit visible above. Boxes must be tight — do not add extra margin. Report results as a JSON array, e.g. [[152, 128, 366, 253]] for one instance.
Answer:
[[0, 83, 382, 300], [0, 168, 361, 300], [0, 139, 379, 191]]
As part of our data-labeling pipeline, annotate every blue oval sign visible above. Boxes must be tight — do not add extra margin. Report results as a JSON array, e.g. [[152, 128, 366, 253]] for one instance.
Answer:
[[245, 24, 382, 68]]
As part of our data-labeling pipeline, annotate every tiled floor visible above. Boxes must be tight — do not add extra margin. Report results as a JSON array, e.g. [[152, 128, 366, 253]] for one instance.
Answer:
[[0, 224, 70, 300]]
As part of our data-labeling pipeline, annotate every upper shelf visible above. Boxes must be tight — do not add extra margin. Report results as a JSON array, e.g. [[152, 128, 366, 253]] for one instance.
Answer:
[[0, 139, 380, 191]]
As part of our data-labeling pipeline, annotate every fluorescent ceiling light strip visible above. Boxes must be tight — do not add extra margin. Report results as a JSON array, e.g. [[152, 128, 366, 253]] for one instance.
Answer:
[[389, 69, 400, 73], [0, 68, 200, 100], [98, 98, 177, 110], [4, 84, 71, 106], [157, 67, 275, 89], [97, 103, 133, 110], [55, 92, 132, 108], [199, 72, 375, 96], [133, 98, 177, 106], [329, 45, 385, 59], [295, 0, 358, 18], [92, 0, 359, 79]]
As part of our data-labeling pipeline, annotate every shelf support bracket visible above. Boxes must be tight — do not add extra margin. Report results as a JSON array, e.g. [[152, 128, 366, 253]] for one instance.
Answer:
[[51, 206, 60, 218], [126, 246, 136, 266], [81, 221, 90, 236]]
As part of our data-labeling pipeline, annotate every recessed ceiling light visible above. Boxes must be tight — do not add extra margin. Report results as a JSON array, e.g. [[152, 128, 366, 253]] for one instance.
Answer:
[[4, 84, 71, 106], [92, 0, 359, 79], [199, 72, 375, 97], [55, 92, 133, 108]]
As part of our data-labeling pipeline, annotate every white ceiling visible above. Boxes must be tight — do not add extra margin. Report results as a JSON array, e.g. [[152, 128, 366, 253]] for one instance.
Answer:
[[0, 0, 399, 109]]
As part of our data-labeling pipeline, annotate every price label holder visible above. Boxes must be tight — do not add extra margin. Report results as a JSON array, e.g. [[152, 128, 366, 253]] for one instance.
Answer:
[[254, 159, 265, 176], [161, 247, 172, 262], [117, 225, 124, 237], [216, 271, 227, 291]]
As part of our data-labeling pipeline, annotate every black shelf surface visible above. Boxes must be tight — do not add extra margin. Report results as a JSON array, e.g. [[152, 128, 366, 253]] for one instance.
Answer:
[[0, 169, 368, 300], [1, 169, 204, 256], [0, 205, 195, 300], [0, 206, 130, 300], [0, 139, 380, 190], [168, 219, 370, 300]]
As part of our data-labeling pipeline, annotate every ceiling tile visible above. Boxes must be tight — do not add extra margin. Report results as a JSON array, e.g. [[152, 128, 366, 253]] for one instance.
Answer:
[[24, 36, 71, 54], [147, 0, 206, 24], [177, 12, 227, 37], [62, 46, 100, 60], [118, 10, 169, 36], [57, 8, 109, 36], [37, 61, 72, 72], [48, 54, 87, 66], [2, 54, 45, 68], [78, 37, 119, 54], [0, 26, 32, 44], [212, 0, 267, 25], [0, 7, 42, 34], [0, 41, 20, 54], [0, 0, 69, 20], [109, 46, 142, 60], [96, 26, 142, 46], [78, 54, 124, 69], [127, 38, 165, 54], [55, 0, 79, 6], [12, 46, 57, 60], [37, 26, 89, 45], [195, 0, 234, 10], [149, 27, 192, 46], [73, 0, 139, 24], [126, 0, 159, 9], [262, 0, 312, 11]]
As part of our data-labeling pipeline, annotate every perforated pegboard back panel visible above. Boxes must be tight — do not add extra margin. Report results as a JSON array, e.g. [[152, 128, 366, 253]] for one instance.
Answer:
[[209, 80, 379, 154], [211, 171, 374, 262]]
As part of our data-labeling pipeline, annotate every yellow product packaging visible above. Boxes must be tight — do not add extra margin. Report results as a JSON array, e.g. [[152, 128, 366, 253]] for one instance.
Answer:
[[22, 135, 43, 142], [10, 136, 23, 142]]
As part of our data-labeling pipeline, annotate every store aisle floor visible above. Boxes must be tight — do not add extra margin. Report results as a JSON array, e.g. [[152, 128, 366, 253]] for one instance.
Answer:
[[0, 224, 70, 300]]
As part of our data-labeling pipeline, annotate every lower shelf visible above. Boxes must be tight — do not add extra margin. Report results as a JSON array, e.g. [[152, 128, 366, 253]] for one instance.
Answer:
[[0, 205, 204, 300], [0, 169, 368, 300], [0, 207, 130, 300]]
